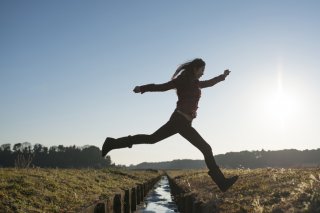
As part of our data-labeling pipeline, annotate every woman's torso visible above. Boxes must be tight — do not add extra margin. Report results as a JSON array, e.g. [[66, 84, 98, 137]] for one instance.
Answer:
[[175, 79, 201, 119]]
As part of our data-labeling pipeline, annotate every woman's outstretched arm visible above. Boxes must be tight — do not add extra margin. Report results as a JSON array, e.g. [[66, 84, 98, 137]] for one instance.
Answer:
[[199, 69, 230, 88], [133, 80, 175, 94]]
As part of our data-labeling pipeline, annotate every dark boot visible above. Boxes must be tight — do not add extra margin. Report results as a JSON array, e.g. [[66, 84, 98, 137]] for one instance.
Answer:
[[208, 167, 238, 192], [101, 136, 133, 157]]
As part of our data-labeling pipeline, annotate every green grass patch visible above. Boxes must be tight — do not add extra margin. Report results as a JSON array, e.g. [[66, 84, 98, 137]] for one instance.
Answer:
[[167, 168, 320, 212], [0, 168, 160, 212]]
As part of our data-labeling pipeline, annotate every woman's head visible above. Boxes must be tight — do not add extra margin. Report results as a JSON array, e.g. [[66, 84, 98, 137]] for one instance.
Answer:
[[172, 58, 206, 80]]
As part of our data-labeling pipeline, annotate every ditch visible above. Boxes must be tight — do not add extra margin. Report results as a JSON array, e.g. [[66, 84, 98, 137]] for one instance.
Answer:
[[137, 176, 179, 213]]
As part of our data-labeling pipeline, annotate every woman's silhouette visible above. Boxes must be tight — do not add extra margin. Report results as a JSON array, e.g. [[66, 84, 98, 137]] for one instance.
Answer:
[[102, 58, 238, 192]]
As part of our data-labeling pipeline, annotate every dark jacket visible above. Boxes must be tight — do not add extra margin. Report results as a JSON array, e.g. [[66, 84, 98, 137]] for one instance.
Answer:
[[140, 74, 226, 118]]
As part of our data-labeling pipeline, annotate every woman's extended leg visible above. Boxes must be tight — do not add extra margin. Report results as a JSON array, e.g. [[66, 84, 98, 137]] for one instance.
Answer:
[[178, 126, 238, 192], [102, 117, 178, 157], [120, 118, 178, 145], [178, 126, 218, 169]]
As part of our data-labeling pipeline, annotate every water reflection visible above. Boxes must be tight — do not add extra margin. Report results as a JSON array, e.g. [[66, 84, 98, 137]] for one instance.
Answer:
[[138, 176, 179, 213]]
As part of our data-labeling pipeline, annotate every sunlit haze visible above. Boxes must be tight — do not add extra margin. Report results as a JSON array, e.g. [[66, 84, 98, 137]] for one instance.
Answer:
[[1, 1, 319, 165]]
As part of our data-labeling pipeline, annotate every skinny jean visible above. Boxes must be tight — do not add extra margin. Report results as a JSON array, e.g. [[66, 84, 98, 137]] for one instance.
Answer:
[[126, 110, 218, 170]]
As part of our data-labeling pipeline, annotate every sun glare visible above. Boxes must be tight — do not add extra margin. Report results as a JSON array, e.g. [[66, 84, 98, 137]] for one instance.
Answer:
[[263, 70, 299, 128]]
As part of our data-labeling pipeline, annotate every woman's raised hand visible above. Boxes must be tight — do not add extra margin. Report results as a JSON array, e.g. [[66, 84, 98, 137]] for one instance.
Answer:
[[224, 69, 231, 77], [133, 86, 141, 93]]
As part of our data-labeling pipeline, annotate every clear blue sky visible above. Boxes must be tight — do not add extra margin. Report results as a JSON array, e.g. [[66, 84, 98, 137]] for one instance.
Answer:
[[1, 1, 319, 165]]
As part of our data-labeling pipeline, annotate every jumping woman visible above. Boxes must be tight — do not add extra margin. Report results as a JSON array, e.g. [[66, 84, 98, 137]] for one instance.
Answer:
[[102, 58, 238, 192]]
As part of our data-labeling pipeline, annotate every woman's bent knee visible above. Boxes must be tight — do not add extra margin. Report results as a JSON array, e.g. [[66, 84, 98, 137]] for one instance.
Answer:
[[145, 134, 160, 144], [201, 144, 213, 156]]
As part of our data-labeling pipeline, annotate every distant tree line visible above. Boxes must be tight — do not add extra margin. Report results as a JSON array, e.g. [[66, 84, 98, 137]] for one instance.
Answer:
[[129, 149, 320, 170], [0, 142, 111, 168], [130, 159, 206, 170], [216, 149, 320, 168]]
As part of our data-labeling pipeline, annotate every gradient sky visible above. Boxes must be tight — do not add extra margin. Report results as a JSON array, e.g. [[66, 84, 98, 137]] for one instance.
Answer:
[[1, 1, 319, 165]]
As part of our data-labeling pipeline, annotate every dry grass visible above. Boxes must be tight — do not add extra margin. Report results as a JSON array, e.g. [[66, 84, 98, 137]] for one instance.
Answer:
[[0, 168, 160, 212], [167, 168, 320, 212]]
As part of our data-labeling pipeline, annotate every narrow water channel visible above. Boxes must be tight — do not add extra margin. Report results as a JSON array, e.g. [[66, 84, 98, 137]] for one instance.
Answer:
[[137, 176, 179, 213]]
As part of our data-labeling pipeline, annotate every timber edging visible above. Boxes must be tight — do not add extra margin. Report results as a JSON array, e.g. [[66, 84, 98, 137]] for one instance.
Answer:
[[80, 175, 161, 213]]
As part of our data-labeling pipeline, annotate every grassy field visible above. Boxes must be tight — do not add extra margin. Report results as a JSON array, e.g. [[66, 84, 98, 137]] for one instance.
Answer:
[[0, 168, 161, 212], [167, 168, 320, 212]]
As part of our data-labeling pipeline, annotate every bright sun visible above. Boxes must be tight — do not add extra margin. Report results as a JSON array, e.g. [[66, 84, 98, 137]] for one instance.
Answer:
[[264, 71, 298, 128]]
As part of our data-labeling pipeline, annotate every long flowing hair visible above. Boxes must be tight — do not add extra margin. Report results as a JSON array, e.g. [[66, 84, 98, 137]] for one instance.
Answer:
[[171, 58, 206, 82]]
